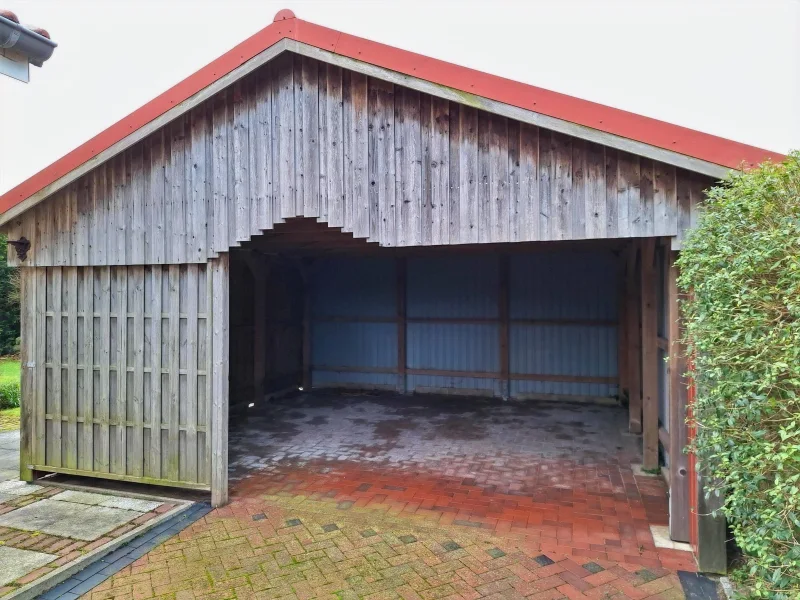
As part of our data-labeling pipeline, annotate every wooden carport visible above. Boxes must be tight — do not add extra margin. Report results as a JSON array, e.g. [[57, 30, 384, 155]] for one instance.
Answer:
[[1, 9, 783, 573]]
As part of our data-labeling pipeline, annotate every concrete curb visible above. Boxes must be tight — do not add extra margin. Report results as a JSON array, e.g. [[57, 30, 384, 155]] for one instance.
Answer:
[[5, 491, 193, 600]]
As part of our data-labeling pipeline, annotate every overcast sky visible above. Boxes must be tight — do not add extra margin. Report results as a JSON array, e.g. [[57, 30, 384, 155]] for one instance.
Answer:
[[1, 0, 798, 194]]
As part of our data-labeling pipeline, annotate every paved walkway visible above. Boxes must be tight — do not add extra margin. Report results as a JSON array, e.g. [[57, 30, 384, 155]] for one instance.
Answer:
[[0, 430, 20, 482], [82, 393, 692, 599]]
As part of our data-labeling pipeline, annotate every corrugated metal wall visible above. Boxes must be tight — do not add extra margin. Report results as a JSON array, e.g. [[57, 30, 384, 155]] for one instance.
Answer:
[[310, 249, 619, 399]]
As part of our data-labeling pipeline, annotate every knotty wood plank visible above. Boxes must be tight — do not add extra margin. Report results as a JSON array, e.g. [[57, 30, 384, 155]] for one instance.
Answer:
[[372, 79, 396, 246], [112, 268, 128, 475], [640, 238, 658, 469], [65, 267, 78, 470], [654, 161, 677, 237], [604, 148, 619, 238], [190, 107, 209, 261], [131, 144, 145, 264], [275, 54, 296, 221], [553, 132, 573, 241], [81, 266, 94, 471], [420, 94, 433, 246], [185, 265, 199, 482], [489, 114, 509, 243], [149, 266, 163, 480], [233, 81, 251, 241], [212, 95, 229, 253], [148, 131, 166, 264], [640, 158, 655, 236], [130, 266, 145, 477], [76, 177, 90, 265], [171, 119, 187, 262], [210, 254, 230, 507], [325, 64, 344, 228], [430, 96, 449, 246], [571, 138, 586, 239], [225, 90, 237, 248], [585, 142, 606, 239], [347, 70, 369, 239], [112, 155, 127, 264], [459, 105, 479, 245], [51, 267, 63, 467], [250, 68, 272, 231], [295, 56, 318, 218], [34, 268, 46, 466], [477, 110, 490, 244], [538, 129, 553, 240], [667, 250, 690, 541], [19, 269, 34, 480], [167, 265, 180, 481], [448, 103, 461, 244]]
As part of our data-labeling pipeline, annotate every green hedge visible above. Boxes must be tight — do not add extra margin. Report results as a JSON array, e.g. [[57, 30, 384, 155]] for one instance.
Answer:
[[0, 234, 20, 356], [677, 151, 800, 599], [0, 381, 19, 410]]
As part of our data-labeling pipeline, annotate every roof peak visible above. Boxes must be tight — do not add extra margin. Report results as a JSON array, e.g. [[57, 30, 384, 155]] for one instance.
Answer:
[[273, 9, 295, 22]]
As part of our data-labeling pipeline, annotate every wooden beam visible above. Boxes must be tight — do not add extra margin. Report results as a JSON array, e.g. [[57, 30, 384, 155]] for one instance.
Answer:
[[302, 264, 312, 391], [499, 254, 510, 398], [617, 248, 629, 404], [397, 257, 407, 393], [626, 241, 642, 433], [19, 269, 33, 482], [668, 250, 691, 542], [210, 254, 230, 508], [641, 238, 658, 469]]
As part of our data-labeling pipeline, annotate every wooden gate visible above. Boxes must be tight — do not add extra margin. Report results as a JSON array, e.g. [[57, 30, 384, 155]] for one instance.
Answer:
[[19, 263, 216, 491]]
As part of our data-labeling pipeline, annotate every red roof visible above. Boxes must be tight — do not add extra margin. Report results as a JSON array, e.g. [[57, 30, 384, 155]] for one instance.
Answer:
[[0, 9, 786, 217]]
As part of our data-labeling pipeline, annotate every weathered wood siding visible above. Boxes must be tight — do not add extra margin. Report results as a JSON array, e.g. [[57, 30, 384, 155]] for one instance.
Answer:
[[5, 53, 712, 267], [18, 263, 223, 491]]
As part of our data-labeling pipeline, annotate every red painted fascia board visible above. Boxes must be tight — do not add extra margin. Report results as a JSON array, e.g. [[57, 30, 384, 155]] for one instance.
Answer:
[[0, 14, 786, 217]]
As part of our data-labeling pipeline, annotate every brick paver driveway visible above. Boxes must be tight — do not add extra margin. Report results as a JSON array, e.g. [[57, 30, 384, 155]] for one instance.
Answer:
[[83, 393, 693, 599]]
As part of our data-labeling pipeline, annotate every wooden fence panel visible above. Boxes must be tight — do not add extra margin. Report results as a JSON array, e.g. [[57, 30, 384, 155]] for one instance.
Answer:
[[21, 265, 213, 491]]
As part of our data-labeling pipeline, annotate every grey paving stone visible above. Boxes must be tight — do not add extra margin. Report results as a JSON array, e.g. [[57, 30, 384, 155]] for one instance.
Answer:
[[69, 573, 110, 595], [0, 498, 140, 540], [99, 496, 161, 512], [0, 545, 57, 586], [0, 479, 43, 495], [51, 489, 112, 505]]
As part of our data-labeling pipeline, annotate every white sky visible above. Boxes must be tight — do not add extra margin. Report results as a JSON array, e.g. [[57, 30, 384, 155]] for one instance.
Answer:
[[1, 0, 798, 194]]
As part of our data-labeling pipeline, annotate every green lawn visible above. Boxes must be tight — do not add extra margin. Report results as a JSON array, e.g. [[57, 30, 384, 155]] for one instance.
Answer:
[[0, 357, 20, 384], [0, 357, 20, 430]]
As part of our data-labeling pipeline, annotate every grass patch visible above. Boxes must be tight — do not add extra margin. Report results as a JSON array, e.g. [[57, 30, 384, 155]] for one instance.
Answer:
[[0, 357, 20, 385], [0, 406, 20, 431]]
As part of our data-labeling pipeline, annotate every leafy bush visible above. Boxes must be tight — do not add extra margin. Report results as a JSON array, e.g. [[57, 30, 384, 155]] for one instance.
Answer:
[[0, 381, 20, 410], [0, 234, 20, 355], [677, 151, 800, 599]]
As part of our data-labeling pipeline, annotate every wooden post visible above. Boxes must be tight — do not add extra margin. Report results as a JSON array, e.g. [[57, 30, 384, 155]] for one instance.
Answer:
[[626, 241, 642, 433], [397, 257, 407, 393], [242, 252, 267, 403], [617, 248, 629, 404], [641, 238, 658, 470], [667, 249, 691, 542], [302, 260, 312, 391], [210, 254, 230, 508], [19, 269, 33, 482], [499, 254, 510, 399]]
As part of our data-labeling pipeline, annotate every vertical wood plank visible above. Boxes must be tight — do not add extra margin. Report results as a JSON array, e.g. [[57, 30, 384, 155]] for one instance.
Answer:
[[130, 266, 145, 477], [253, 67, 273, 230], [489, 114, 509, 243], [65, 267, 78, 470], [553, 132, 573, 241], [212, 95, 229, 253], [627, 242, 642, 433], [430, 97, 450, 246], [459, 106, 479, 244], [76, 177, 90, 265], [654, 162, 676, 236], [420, 94, 433, 246], [185, 265, 199, 482], [81, 266, 94, 471], [34, 268, 46, 466], [517, 123, 540, 242], [19, 269, 34, 480], [325, 64, 344, 228], [148, 132, 166, 264], [347, 71, 369, 239], [373, 80, 396, 246], [448, 103, 461, 244], [605, 148, 619, 238], [167, 265, 180, 481], [190, 107, 209, 261], [585, 142, 606, 239], [538, 129, 553, 240], [113, 268, 127, 475], [233, 81, 251, 241], [640, 158, 655, 236], [641, 238, 658, 469], [275, 55, 296, 221], [131, 144, 145, 264], [210, 254, 229, 506], [51, 267, 63, 467], [149, 266, 162, 479], [571, 138, 586, 239], [668, 250, 690, 542], [477, 110, 490, 244], [96, 268, 110, 471], [298, 56, 319, 219]]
